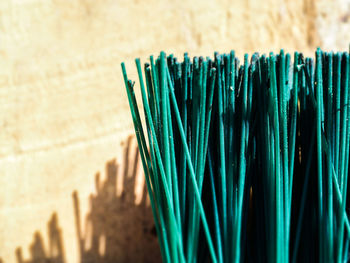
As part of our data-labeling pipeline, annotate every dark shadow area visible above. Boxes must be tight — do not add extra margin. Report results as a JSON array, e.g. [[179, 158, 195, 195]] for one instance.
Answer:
[[73, 135, 161, 263], [15, 213, 65, 263], [15, 135, 161, 263]]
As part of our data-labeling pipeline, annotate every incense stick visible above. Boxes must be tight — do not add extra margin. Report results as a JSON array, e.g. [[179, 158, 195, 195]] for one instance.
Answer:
[[122, 48, 350, 263]]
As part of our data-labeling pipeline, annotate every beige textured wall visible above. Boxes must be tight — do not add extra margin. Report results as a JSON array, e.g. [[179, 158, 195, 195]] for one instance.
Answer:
[[0, 0, 349, 262]]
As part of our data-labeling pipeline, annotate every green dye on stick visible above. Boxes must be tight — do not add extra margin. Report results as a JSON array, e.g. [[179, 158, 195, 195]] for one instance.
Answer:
[[122, 48, 350, 263]]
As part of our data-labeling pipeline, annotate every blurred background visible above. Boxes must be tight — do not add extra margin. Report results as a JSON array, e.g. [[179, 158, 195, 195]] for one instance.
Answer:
[[1, 0, 350, 262]]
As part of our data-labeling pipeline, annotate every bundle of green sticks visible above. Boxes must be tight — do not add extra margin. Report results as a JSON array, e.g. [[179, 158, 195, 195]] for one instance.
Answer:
[[121, 48, 350, 263]]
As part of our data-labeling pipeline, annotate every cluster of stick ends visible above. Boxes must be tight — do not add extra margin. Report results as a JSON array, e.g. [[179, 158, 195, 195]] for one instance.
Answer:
[[121, 48, 350, 263]]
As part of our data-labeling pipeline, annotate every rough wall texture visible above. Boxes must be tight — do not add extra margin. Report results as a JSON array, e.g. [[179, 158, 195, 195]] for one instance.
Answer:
[[0, 0, 349, 262]]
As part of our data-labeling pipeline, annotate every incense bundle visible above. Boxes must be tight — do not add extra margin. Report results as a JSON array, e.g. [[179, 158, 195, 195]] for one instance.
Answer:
[[121, 48, 350, 263]]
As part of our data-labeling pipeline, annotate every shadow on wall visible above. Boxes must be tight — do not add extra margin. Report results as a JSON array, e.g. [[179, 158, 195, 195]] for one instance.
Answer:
[[15, 213, 65, 263], [15, 135, 161, 263]]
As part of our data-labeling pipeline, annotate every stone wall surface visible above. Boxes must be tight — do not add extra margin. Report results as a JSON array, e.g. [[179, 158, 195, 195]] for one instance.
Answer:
[[0, 0, 350, 262]]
